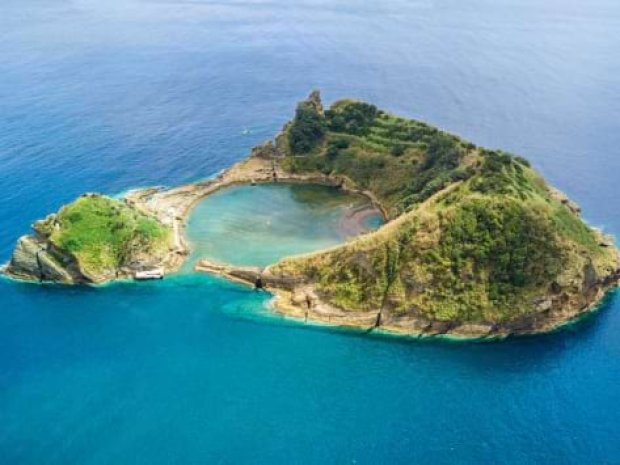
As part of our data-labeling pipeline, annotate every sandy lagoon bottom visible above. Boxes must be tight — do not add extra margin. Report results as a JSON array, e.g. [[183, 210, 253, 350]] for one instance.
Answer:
[[184, 183, 384, 269]]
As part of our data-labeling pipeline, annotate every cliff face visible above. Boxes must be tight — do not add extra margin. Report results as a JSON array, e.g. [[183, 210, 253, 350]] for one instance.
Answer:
[[256, 92, 620, 336], [4, 194, 173, 284], [8, 236, 78, 283]]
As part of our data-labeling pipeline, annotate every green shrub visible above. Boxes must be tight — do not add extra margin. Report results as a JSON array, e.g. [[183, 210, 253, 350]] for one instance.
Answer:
[[391, 144, 406, 156], [326, 101, 378, 135], [515, 156, 531, 167]]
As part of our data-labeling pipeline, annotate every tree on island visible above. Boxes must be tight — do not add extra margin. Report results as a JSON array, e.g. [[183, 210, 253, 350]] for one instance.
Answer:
[[288, 90, 327, 154]]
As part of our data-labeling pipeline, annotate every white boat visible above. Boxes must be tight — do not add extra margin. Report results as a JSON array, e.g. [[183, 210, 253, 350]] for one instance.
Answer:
[[134, 267, 165, 280]]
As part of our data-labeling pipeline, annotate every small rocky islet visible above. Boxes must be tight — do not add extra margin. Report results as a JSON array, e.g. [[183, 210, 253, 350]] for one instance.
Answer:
[[4, 91, 619, 338]]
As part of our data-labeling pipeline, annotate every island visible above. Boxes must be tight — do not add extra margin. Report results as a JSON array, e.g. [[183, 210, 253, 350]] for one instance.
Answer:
[[4, 91, 619, 338]]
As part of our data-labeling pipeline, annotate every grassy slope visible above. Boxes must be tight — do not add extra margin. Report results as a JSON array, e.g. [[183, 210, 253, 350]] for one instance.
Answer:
[[272, 95, 617, 324], [34, 195, 170, 278]]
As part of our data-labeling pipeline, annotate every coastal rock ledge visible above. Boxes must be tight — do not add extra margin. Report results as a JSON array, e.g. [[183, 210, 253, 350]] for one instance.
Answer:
[[3, 91, 619, 338]]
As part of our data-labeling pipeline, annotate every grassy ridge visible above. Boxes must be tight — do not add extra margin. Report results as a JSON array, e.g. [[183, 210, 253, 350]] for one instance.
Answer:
[[283, 98, 478, 216]]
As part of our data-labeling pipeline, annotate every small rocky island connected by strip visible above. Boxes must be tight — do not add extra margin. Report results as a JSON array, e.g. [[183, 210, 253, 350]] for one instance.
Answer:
[[4, 91, 619, 338]]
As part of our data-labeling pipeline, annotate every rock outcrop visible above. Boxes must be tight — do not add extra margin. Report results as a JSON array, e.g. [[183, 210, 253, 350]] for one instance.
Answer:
[[3, 194, 174, 284], [8, 236, 77, 283]]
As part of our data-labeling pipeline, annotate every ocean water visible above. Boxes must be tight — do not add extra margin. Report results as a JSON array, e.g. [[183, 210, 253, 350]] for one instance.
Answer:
[[186, 183, 383, 267], [1, 0, 620, 463]]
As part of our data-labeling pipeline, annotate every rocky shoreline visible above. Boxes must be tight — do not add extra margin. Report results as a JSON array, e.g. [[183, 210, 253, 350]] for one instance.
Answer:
[[194, 257, 620, 339]]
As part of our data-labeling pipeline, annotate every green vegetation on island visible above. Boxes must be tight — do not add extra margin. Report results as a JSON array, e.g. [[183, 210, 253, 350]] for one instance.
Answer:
[[268, 92, 619, 332], [7, 194, 172, 283]]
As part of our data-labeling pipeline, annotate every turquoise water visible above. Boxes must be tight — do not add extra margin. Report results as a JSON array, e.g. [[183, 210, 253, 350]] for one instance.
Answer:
[[2, 0, 620, 463], [186, 183, 383, 267]]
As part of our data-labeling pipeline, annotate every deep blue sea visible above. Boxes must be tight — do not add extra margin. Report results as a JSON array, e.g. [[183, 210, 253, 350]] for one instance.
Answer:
[[2, 1, 620, 463]]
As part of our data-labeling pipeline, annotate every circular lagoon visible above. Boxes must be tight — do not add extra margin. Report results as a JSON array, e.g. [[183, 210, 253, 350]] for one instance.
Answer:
[[186, 183, 383, 268]]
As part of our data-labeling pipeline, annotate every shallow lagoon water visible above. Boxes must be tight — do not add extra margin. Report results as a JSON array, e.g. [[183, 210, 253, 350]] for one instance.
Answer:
[[1, 0, 620, 463], [186, 183, 383, 268]]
